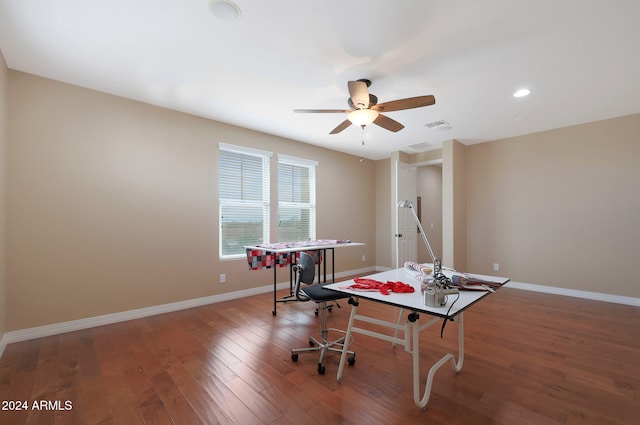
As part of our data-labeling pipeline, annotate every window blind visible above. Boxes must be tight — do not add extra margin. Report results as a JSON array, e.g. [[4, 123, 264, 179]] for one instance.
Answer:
[[278, 155, 317, 242], [219, 144, 271, 258]]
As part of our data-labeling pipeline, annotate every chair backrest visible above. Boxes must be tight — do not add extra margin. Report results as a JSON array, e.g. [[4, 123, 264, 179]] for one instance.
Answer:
[[293, 252, 316, 301]]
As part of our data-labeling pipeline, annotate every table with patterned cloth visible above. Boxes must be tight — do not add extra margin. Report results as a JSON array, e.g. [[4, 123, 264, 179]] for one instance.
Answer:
[[245, 240, 364, 315]]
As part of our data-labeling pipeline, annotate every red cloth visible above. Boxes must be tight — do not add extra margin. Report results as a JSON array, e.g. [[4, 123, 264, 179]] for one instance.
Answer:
[[346, 277, 415, 295]]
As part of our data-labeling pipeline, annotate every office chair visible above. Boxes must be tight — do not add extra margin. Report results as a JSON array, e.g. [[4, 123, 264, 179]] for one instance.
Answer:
[[290, 252, 356, 375]]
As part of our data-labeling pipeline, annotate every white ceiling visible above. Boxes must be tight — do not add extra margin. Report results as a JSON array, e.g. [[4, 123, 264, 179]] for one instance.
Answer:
[[1, 0, 639, 160]]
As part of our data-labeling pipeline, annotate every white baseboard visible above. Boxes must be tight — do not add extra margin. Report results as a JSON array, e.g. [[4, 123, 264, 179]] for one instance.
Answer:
[[335, 266, 377, 278], [0, 286, 266, 357], [375, 266, 393, 272], [507, 281, 640, 306], [0, 266, 378, 358], [2, 268, 636, 359]]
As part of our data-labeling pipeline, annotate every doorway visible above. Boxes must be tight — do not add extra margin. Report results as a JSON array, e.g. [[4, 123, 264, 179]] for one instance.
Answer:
[[394, 160, 443, 267]]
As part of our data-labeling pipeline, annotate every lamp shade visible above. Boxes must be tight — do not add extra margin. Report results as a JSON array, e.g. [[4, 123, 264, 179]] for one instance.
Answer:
[[348, 109, 379, 127]]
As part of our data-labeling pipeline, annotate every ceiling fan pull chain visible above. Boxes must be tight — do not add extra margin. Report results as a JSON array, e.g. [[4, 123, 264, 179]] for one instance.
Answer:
[[360, 127, 366, 162]]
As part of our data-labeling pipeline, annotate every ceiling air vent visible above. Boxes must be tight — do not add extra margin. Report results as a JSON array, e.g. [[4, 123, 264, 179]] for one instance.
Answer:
[[425, 120, 451, 130], [408, 142, 432, 151]]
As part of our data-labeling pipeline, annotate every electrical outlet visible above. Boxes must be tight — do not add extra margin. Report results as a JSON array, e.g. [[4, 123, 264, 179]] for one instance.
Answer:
[[493, 263, 499, 271], [220, 273, 226, 283], [362, 255, 366, 262]]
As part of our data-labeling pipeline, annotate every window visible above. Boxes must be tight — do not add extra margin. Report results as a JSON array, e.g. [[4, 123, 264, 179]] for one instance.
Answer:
[[278, 155, 317, 242], [219, 143, 271, 259]]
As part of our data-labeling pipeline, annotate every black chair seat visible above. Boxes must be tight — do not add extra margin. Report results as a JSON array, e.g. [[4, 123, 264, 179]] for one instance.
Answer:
[[301, 285, 350, 302]]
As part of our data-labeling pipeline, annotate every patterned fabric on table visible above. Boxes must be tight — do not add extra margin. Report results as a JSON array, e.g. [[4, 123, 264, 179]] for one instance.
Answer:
[[246, 240, 348, 270], [245, 249, 291, 270]]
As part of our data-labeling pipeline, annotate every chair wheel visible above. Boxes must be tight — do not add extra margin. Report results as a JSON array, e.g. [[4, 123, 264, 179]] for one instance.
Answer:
[[308, 340, 315, 347], [291, 354, 298, 362], [348, 355, 356, 366], [328, 306, 333, 312], [317, 364, 325, 375]]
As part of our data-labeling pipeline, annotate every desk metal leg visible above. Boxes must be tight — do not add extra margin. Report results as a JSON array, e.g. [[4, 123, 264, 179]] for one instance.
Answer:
[[332, 248, 336, 282], [316, 249, 322, 283], [336, 298, 359, 381], [318, 248, 334, 284], [336, 303, 465, 410], [392, 308, 404, 347], [272, 265, 277, 315], [412, 313, 464, 409], [337, 298, 409, 381], [273, 252, 300, 315]]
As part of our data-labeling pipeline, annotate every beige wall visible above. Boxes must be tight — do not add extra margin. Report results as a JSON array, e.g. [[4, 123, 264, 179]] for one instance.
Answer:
[[6, 71, 374, 330], [443, 140, 467, 270], [411, 149, 443, 164], [466, 114, 640, 297], [0, 53, 7, 338], [374, 158, 392, 269]]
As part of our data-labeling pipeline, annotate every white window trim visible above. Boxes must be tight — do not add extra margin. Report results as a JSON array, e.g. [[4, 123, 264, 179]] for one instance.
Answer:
[[277, 154, 318, 167], [219, 142, 273, 158]]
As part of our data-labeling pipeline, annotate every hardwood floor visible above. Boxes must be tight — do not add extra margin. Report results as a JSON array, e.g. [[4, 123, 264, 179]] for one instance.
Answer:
[[1, 286, 638, 425]]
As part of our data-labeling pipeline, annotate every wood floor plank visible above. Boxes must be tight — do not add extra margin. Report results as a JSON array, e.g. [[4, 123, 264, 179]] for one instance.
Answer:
[[137, 390, 174, 425], [224, 375, 282, 424], [179, 351, 263, 425], [164, 356, 234, 425]]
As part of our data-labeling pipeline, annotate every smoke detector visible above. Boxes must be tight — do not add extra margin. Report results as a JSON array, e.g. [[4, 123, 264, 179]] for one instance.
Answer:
[[209, 0, 242, 21]]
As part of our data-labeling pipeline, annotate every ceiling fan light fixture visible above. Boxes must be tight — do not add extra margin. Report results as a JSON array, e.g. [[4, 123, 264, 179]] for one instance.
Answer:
[[348, 109, 379, 127]]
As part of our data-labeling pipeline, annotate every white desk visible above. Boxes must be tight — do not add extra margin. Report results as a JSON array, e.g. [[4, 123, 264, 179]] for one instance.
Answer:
[[324, 266, 509, 409], [245, 240, 364, 315]]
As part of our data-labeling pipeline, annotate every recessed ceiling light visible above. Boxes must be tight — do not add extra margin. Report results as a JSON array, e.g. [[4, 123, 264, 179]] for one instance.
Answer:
[[513, 88, 531, 98], [209, 0, 242, 21]]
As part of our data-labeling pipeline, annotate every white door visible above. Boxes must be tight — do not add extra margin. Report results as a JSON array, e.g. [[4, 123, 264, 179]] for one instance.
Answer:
[[395, 161, 417, 267]]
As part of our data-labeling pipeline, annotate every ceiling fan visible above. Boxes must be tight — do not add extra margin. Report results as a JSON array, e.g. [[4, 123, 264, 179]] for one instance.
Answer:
[[294, 79, 436, 134]]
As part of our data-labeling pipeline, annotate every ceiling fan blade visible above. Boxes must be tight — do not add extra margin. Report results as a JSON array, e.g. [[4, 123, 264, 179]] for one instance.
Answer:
[[373, 114, 404, 132], [294, 109, 349, 113], [348, 80, 370, 109], [372, 95, 435, 113], [329, 119, 352, 134]]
